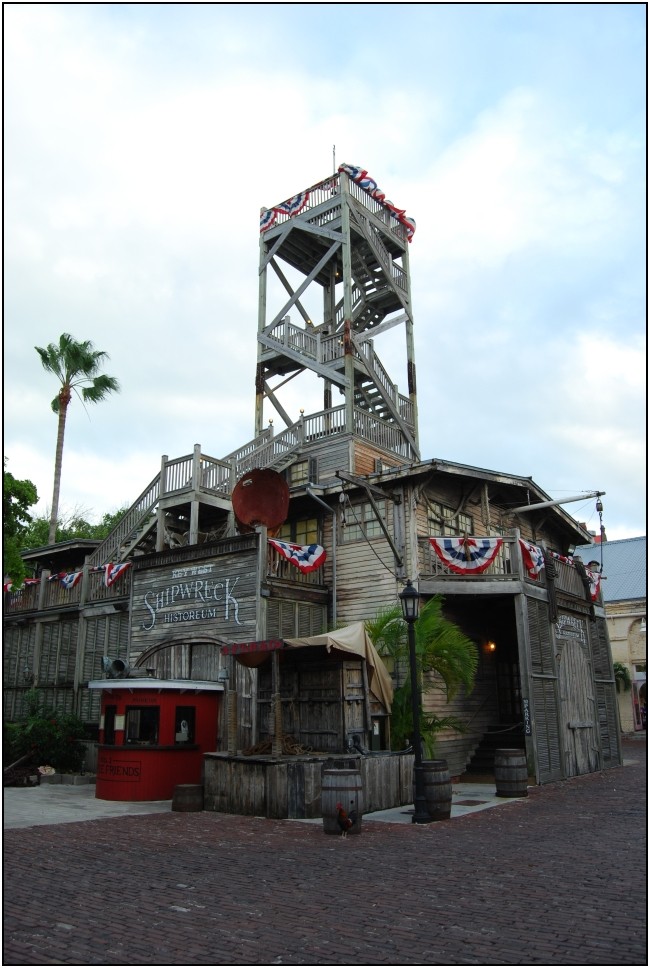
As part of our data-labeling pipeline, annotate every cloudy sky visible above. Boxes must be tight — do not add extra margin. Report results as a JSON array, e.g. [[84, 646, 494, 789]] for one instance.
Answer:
[[4, 3, 646, 542]]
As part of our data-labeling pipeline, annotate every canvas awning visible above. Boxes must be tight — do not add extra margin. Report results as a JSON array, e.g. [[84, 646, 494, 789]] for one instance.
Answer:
[[222, 623, 393, 711], [285, 623, 393, 712]]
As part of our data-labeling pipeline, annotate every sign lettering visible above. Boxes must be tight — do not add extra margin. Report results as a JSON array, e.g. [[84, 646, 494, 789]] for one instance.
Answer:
[[555, 614, 586, 643], [222, 639, 283, 656], [98, 757, 142, 781], [141, 575, 241, 630]]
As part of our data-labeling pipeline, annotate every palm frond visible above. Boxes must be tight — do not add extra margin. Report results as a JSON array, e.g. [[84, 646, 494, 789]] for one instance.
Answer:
[[365, 604, 405, 660]]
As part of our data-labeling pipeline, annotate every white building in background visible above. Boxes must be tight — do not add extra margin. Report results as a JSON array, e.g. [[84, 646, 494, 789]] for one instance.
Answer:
[[576, 536, 647, 732]]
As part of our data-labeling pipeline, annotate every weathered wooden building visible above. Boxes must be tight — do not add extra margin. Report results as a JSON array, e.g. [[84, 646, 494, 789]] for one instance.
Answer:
[[4, 163, 622, 800]]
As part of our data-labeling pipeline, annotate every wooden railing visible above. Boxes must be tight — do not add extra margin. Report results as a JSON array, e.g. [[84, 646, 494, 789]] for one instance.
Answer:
[[264, 170, 409, 245], [419, 536, 519, 581], [266, 544, 324, 586], [417, 538, 603, 605], [353, 408, 413, 457], [4, 565, 132, 615]]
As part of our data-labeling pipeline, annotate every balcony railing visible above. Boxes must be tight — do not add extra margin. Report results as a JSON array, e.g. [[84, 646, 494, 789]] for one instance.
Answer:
[[266, 544, 325, 587], [417, 537, 603, 606], [263, 171, 409, 245], [419, 536, 519, 581], [4, 565, 132, 615]]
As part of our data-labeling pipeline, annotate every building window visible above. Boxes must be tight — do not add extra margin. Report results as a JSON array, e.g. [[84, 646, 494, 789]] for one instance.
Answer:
[[175, 706, 196, 744], [427, 501, 473, 536], [125, 706, 160, 745], [342, 500, 386, 542], [289, 461, 309, 486], [277, 517, 319, 545]]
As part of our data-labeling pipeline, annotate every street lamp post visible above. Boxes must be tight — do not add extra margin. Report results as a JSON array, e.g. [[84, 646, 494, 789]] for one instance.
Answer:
[[400, 579, 432, 824]]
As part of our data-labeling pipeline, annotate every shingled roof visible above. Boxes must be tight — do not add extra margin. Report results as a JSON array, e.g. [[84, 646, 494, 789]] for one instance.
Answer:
[[575, 536, 647, 603]]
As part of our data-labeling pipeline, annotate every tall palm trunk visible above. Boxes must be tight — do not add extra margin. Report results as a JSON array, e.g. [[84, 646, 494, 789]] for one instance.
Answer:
[[48, 391, 70, 544]]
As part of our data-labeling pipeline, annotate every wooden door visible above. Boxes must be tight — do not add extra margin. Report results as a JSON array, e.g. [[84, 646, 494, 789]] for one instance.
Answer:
[[558, 639, 599, 776], [343, 661, 366, 743]]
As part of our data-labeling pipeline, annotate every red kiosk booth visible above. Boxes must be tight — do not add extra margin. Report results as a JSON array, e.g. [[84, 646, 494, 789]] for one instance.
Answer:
[[88, 678, 223, 801]]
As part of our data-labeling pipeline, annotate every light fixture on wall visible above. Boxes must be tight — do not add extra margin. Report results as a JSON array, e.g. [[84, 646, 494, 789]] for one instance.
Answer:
[[483, 640, 497, 654], [217, 668, 230, 683]]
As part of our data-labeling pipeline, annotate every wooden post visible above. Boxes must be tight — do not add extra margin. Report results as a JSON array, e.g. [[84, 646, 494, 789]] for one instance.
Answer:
[[156, 455, 168, 552], [227, 688, 238, 754], [32, 569, 50, 687], [188, 445, 201, 545], [339, 174, 355, 436], [271, 649, 282, 757], [256, 216, 269, 437]]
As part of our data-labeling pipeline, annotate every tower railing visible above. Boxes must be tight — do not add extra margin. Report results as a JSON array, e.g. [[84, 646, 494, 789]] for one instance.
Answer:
[[264, 171, 410, 245]]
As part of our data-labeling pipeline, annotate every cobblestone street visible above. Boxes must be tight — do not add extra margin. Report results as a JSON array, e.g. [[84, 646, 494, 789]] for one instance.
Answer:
[[3, 739, 646, 966]]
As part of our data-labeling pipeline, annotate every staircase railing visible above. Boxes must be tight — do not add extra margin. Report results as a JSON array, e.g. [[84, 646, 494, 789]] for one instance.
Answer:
[[87, 473, 162, 566]]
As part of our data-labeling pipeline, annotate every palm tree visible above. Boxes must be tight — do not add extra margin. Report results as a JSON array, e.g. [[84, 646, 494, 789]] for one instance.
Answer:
[[367, 595, 478, 754], [35, 334, 120, 544]]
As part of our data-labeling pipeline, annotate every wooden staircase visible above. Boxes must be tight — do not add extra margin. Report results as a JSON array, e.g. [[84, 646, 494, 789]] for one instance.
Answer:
[[464, 724, 526, 775]]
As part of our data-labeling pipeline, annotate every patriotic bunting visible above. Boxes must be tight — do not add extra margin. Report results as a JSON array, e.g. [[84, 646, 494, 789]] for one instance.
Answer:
[[102, 562, 132, 587], [260, 192, 311, 233], [3, 578, 39, 593], [259, 208, 277, 233], [273, 191, 310, 218], [338, 163, 416, 241], [519, 539, 545, 577], [3, 564, 131, 592], [260, 165, 417, 242], [268, 538, 327, 574], [586, 571, 602, 601], [429, 536, 503, 575]]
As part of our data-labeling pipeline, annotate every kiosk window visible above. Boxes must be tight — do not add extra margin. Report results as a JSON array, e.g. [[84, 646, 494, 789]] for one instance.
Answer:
[[175, 706, 195, 744], [125, 706, 160, 745]]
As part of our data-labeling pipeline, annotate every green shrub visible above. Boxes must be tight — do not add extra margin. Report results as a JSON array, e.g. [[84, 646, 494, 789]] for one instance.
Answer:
[[7, 692, 87, 772]]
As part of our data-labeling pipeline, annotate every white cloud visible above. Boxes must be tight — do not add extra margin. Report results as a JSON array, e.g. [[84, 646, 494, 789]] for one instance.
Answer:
[[3, 4, 645, 544]]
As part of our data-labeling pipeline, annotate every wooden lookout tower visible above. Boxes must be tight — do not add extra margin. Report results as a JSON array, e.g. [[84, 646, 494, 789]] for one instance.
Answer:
[[256, 164, 420, 465]]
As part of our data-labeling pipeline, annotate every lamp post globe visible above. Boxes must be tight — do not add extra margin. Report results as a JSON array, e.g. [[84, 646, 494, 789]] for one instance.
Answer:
[[399, 580, 432, 824]]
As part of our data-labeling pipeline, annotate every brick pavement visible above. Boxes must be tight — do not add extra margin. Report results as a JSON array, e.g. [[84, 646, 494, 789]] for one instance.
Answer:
[[3, 739, 646, 966]]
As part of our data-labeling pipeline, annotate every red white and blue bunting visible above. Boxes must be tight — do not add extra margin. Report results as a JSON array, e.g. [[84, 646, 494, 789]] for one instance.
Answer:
[[268, 538, 327, 574], [338, 163, 416, 242], [519, 543, 601, 600], [102, 562, 132, 587], [519, 539, 545, 577], [429, 537, 503, 575], [259, 165, 416, 242], [260, 191, 313, 234], [60, 571, 83, 590], [3, 562, 132, 593], [586, 572, 602, 601], [550, 551, 601, 601]]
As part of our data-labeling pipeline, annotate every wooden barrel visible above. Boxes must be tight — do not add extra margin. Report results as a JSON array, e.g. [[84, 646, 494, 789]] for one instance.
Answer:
[[494, 749, 528, 798], [420, 759, 452, 821], [321, 769, 363, 835], [172, 783, 204, 812]]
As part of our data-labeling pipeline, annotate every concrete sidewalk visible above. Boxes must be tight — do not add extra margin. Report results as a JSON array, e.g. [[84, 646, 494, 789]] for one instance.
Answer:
[[3, 776, 511, 829]]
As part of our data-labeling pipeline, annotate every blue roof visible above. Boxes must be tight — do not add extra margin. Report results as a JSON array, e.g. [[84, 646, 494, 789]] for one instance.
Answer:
[[575, 536, 647, 603]]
